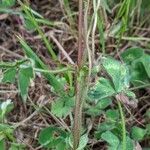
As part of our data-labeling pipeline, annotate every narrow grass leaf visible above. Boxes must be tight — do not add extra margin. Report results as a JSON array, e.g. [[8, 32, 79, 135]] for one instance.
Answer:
[[18, 36, 65, 95], [19, 2, 57, 60]]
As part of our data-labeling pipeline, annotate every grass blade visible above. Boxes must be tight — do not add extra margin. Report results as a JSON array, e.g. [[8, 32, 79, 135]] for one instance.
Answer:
[[17, 36, 65, 95], [18, 1, 57, 60]]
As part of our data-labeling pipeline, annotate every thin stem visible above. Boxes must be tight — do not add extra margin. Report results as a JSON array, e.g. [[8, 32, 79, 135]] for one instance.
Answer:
[[77, 0, 84, 68], [130, 84, 150, 90], [117, 100, 126, 150], [73, 0, 84, 149], [92, 0, 101, 58], [34, 67, 73, 74]]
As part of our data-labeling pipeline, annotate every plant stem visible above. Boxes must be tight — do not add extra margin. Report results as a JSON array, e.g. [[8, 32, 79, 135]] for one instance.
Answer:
[[77, 0, 84, 68], [73, 0, 85, 149], [0, 59, 29, 69], [130, 84, 150, 90], [117, 100, 126, 150]]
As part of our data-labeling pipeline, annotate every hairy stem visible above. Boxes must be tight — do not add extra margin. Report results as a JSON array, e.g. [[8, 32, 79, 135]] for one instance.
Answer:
[[117, 100, 126, 150], [77, 0, 84, 68], [73, 0, 85, 149]]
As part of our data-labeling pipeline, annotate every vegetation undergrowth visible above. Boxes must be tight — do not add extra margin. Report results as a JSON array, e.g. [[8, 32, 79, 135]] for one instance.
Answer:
[[0, 0, 150, 149]]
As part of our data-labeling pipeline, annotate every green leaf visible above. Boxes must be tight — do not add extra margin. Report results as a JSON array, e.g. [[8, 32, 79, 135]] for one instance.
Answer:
[[22, 14, 53, 30], [1, 0, 16, 7], [131, 60, 149, 86], [146, 124, 150, 136], [121, 48, 144, 64], [121, 48, 150, 86], [77, 134, 88, 150], [118, 136, 134, 150], [97, 98, 112, 109], [0, 99, 14, 120], [39, 126, 69, 149], [98, 122, 116, 133], [95, 122, 116, 139], [125, 90, 136, 99], [39, 127, 56, 147], [101, 0, 111, 13], [102, 57, 129, 92], [141, 54, 150, 78], [86, 108, 103, 117], [126, 137, 134, 150], [9, 143, 25, 150], [0, 124, 14, 141], [145, 109, 150, 119], [18, 36, 65, 95], [51, 97, 74, 118], [101, 131, 120, 150], [2, 68, 16, 83], [18, 66, 34, 102], [86, 98, 112, 116], [23, 17, 36, 30], [106, 109, 119, 121], [0, 140, 5, 150], [131, 126, 146, 141], [109, 22, 122, 36], [89, 77, 115, 100]]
